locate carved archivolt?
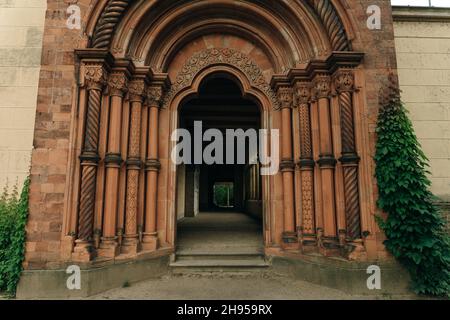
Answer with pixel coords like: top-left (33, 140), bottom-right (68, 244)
top-left (162, 48), bottom-right (280, 109)
top-left (90, 0), bottom-right (351, 52)
top-left (91, 0), bottom-right (132, 49)
top-left (307, 0), bottom-right (351, 51)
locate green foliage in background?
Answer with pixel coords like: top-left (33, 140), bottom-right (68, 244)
top-left (0, 177), bottom-right (29, 297)
top-left (374, 76), bottom-right (450, 297)
top-left (214, 184), bottom-right (234, 207)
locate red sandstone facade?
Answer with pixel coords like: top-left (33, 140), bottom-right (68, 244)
top-left (26, 0), bottom-right (398, 270)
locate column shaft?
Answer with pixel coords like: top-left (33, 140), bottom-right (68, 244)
top-left (74, 64), bottom-right (107, 261)
top-left (295, 82), bottom-right (316, 247)
top-left (123, 79), bottom-right (146, 254)
top-left (314, 75), bottom-right (338, 250)
top-left (334, 70), bottom-right (362, 240)
top-left (278, 86), bottom-right (296, 245)
top-left (142, 86), bottom-right (163, 251)
top-left (100, 72), bottom-right (127, 257)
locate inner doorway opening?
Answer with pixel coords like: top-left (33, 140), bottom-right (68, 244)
top-left (175, 74), bottom-right (263, 254)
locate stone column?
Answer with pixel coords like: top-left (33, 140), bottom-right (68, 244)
top-left (73, 63), bottom-right (107, 261)
top-left (122, 78), bottom-right (146, 254)
top-left (278, 86), bottom-right (297, 246)
top-left (295, 81), bottom-right (316, 249)
top-left (142, 85), bottom-right (163, 251)
top-left (313, 74), bottom-right (338, 252)
top-left (334, 69), bottom-right (362, 241)
top-left (98, 71), bottom-right (128, 258)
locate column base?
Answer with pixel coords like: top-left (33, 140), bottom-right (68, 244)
top-left (318, 237), bottom-right (341, 256)
top-left (281, 232), bottom-right (299, 250)
top-left (299, 234), bottom-right (318, 254)
top-left (121, 236), bottom-right (141, 255)
top-left (72, 240), bottom-right (96, 262)
top-left (141, 232), bottom-right (159, 252)
top-left (97, 238), bottom-right (120, 258)
top-left (343, 239), bottom-right (367, 261)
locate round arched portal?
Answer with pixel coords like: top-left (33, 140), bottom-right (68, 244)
top-left (173, 73), bottom-right (269, 252)
top-left (163, 65), bottom-right (278, 248)
top-left (67, 0), bottom-right (374, 264)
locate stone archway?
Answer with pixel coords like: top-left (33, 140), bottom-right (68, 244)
top-left (164, 58), bottom-right (276, 248)
top-left (51, 0), bottom-right (377, 264)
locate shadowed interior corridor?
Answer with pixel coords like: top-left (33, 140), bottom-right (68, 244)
top-left (176, 212), bottom-right (263, 254)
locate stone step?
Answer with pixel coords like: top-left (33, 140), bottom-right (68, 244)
top-left (170, 252), bottom-right (270, 274)
top-left (175, 249), bottom-right (264, 260)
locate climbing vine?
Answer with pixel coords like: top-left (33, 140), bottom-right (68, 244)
top-left (374, 74), bottom-right (450, 297)
top-left (0, 177), bottom-right (29, 297)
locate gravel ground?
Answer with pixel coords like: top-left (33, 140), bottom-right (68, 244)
top-left (89, 273), bottom-right (384, 300)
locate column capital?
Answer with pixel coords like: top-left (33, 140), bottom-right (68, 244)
top-left (313, 74), bottom-right (331, 99)
top-left (333, 69), bottom-right (355, 93)
top-left (277, 86), bottom-right (294, 109)
top-left (128, 79), bottom-right (146, 102)
top-left (146, 85), bottom-right (163, 108)
top-left (294, 81), bottom-right (311, 107)
top-left (83, 64), bottom-right (108, 91)
top-left (107, 72), bottom-right (128, 97)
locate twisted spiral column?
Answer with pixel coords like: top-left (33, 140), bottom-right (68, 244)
top-left (74, 64), bottom-right (107, 260)
top-left (334, 69), bottom-right (362, 240)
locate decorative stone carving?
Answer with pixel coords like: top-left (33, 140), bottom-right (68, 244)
top-left (128, 79), bottom-right (146, 102)
top-left (313, 74), bottom-right (331, 99)
top-left (162, 48), bottom-right (280, 109)
top-left (294, 82), bottom-right (311, 106)
top-left (147, 86), bottom-right (163, 107)
top-left (92, 0), bottom-right (132, 49)
top-left (308, 0), bottom-right (352, 51)
top-left (334, 69), bottom-right (355, 93)
top-left (301, 170), bottom-right (315, 234)
top-left (107, 72), bottom-right (128, 97)
top-left (84, 65), bottom-right (107, 90)
top-left (277, 86), bottom-right (294, 109)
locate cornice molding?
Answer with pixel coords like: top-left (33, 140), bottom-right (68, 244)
top-left (392, 6), bottom-right (450, 23)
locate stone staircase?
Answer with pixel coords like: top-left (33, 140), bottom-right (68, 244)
top-left (170, 248), bottom-right (270, 274)
top-left (171, 212), bottom-right (269, 274)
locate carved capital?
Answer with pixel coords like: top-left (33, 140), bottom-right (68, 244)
top-left (294, 82), bottom-right (311, 107)
top-left (334, 69), bottom-right (355, 93)
top-left (107, 72), bottom-right (128, 97)
top-left (313, 74), bottom-right (331, 99)
top-left (277, 86), bottom-right (293, 109)
top-left (146, 86), bottom-right (163, 107)
top-left (128, 79), bottom-right (146, 102)
top-left (84, 64), bottom-right (107, 90)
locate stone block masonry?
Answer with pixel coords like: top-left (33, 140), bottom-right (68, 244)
top-left (0, 0), bottom-right (46, 191)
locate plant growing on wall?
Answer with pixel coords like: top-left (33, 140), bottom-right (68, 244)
top-left (0, 177), bottom-right (29, 297)
top-left (375, 74), bottom-right (450, 297)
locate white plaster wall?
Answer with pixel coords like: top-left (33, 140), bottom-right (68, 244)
top-left (394, 20), bottom-right (450, 201)
top-left (0, 0), bottom-right (46, 190)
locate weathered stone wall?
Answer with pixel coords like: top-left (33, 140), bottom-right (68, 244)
top-left (393, 6), bottom-right (450, 231)
top-left (393, 7), bottom-right (450, 202)
top-left (0, 0), bottom-right (46, 191)
top-left (22, 0), bottom-right (398, 269)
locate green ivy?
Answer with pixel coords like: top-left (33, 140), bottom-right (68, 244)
top-left (374, 76), bottom-right (450, 297)
top-left (0, 177), bottom-right (29, 297)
